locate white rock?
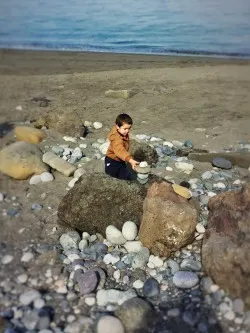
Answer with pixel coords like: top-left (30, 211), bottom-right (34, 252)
top-left (133, 280), bottom-right (144, 289)
top-left (233, 179), bottom-right (241, 185)
top-left (79, 143), bottom-right (87, 149)
top-left (63, 136), bottom-right (77, 143)
top-left (150, 137), bottom-right (162, 142)
top-left (201, 171), bottom-right (213, 180)
top-left (139, 161), bottom-right (148, 168)
top-left (93, 122), bottom-right (103, 130)
top-left (207, 191), bottom-right (217, 197)
top-left (68, 177), bottom-right (78, 188)
top-left (189, 178), bottom-right (199, 184)
top-left (85, 296), bottom-right (96, 306)
top-left (106, 225), bottom-right (126, 245)
top-left (68, 254), bottom-right (81, 262)
top-left (60, 231), bottom-right (81, 250)
top-left (213, 182), bottom-right (226, 189)
top-left (40, 172), bottom-right (54, 182)
top-left (103, 253), bottom-right (120, 265)
top-left (16, 105), bottom-right (23, 111)
top-left (96, 315), bottom-right (125, 333)
top-left (175, 162), bottom-right (194, 174)
top-left (149, 269), bottom-right (157, 276)
top-left (196, 234), bottom-right (204, 240)
top-left (196, 223), bottom-right (206, 234)
top-left (21, 252), bottom-right (34, 262)
top-left (17, 274), bottom-right (28, 284)
top-left (96, 289), bottom-right (136, 306)
top-left (136, 134), bottom-right (150, 141)
top-left (113, 270), bottom-right (121, 281)
top-left (210, 284), bottom-right (220, 293)
top-left (99, 141), bottom-right (110, 155)
top-left (148, 255), bottom-right (164, 268)
top-left (163, 141), bottom-right (173, 148)
top-left (147, 262), bottom-right (155, 269)
top-left (34, 298), bottom-right (45, 309)
top-left (123, 240), bottom-right (143, 253)
top-left (166, 166), bottom-right (173, 171)
top-left (195, 128), bottom-right (206, 132)
top-left (172, 140), bottom-right (183, 148)
top-left (20, 290), bottom-right (41, 305)
top-left (84, 120), bottom-right (92, 127)
top-left (122, 221), bottom-right (138, 241)
top-left (2, 255), bottom-right (14, 264)
top-left (224, 311), bottom-right (235, 321)
top-left (78, 239), bottom-right (88, 251)
top-left (82, 232), bottom-right (90, 240)
top-left (29, 175), bottom-right (42, 185)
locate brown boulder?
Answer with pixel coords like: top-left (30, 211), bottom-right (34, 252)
top-left (57, 173), bottom-right (165, 235)
top-left (202, 185), bottom-right (250, 309)
top-left (15, 126), bottom-right (45, 144)
top-left (139, 182), bottom-right (198, 257)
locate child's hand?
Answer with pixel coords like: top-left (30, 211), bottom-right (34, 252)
top-left (129, 158), bottom-right (139, 170)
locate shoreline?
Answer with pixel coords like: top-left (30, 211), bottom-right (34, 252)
top-left (1, 48), bottom-right (250, 75)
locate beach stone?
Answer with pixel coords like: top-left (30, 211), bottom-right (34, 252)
top-left (43, 151), bottom-right (76, 177)
top-left (21, 252), bottom-right (34, 262)
top-left (202, 185), bottom-right (250, 309)
top-left (14, 126), bottom-right (45, 144)
top-left (180, 259), bottom-right (201, 271)
top-left (196, 223), bottom-right (206, 233)
top-left (167, 259), bottom-right (180, 274)
top-left (106, 225), bottom-right (126, 245)
top-left (143, 278), bottom-right (160, 298)
top-left (115, 297), bottom-right (154, 333)
top-left (133, 280), bottom-right (144, 289)
top-left (96, 316), bottom-right (125, 333)
top-left (105, 89), bottom-right (136, 99)
top-left (172, 184), bottom-right (192, 199)
top-left (103, 253), bottom-right (120, 265)
top-left (212, 157), bottom-right (232, 169)
top-left (148, 255), bottom-right (164, 268)
top-left (132, 247), bottom-right (150, 269)
top-left (0, 141), bottom-right (49, 179)
top-left (139, 182), bottom-right (198, 257)
top-left (201, 171), bottom-right (213, 180)
top-left (93, 121), bottom-right (103, 129)
top-left (233, 298), bottom-right (244, 313)
top-left (175, 162), bottom-right (194, 174)
top-left (129, 140), bottom-right (158, 164)
top-left (74, 270), bottom-right (99, 295)
top-left (78, 239), bottom-right (88, 251)
top-left (40, 172), bottom-right (54, 182)
top-left (123, 240), bottom-right (143, 253)
top-left (20, 290), bottom-right (41, 305)
top-left (122, 221), bottom-right (138, 241)
top-left (30, 174), bottom-right (42, 185)
top-left (60, 231), bottom-right (81, 250)
top-left (173, 271), bottom-right (199, 289)
top-left (58, 173), bottom-right (149, 234)
top-left (2, 255), bottom-right (14, 264)
top-left (52, 146), bottom-right (64, 155)
top-left (96, 289), bottom-right (137, 306)
top-left (99, 141), bottom-right (110, 155)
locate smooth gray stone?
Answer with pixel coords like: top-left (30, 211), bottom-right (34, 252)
top-left (173, 271), bottom-right (199, 289)
top-left (143, 278), bottom-right (160, 298)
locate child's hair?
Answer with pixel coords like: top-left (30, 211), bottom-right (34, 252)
top-left (115, 113), bottom-right (133, 127)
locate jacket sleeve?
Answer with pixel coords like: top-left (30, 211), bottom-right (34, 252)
top-left (112, 136), bottom-right (132, 162)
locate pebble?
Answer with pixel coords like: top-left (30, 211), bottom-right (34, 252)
top-left (78, 239), bottom-right (88, 251)
top-left (175, 162), bottom-right (194, 174)
top-left (60, 231), bottom-right (81, 250)
top-left (93, 121), bottom-right (103, 130)
top-left (21, 252), bottom-right (34, 262)
top-left (32, 203), bottom-right (43, 211)
top-left (40, 172), bottom-right (54, 182)
top-left (213, 182), bottom-right (226, 190)
top-left (63, 136), bottom-right (77, 143)
top-left (34, 298), bottom-right (45, 309)
top-left (180, 259), bottom-right (201, 271)
top-left (166, 166), bottom-right (173, 171)
top-left (30, 175), bottom-right (42, 185)
top-left (143, 278), bottom-right (160, 298)
top-left (96, 289), bottom-right (137, 306)
top-left (168, 308), bottom-right (180, 317)
top-left (210, 284), bottom-right (220, 293)
top-left (139, 161), bottom-right (148, 167)
top-left (103, 253), bottom-right (120, 265)
top-left (96, 316), bottom-right (125, 333)
top-left (113, 270), bottom-right (121, 281)
top-left (20, 289), bottom-right (41, 305)
top-left (16, 105), bottom-right (23, 111)
top-left (148, 255), bottom-right (164, 268)
top-left (68, 177), bottom-right (78, 188)
top-left (82, 232), bottom-right (90, 240)
top-left (132, 247), bottom-right (150, 269)
top-left (133, 280), bottom-right (144, 289)
top-left (167, 259), bottom-right (180, 274)
top-left (212, 157), bottom-right (232, 169)
top-left (17, 274), bottom-right (28, 284)
top-left (85, 296), bottom-right (96, 306)
top-left (2, 255), bottom-right (14, 264)
top-left (196, 223), bottom-right (206, 234)
top-left (122, 221), bottom-right (138, 241)
top-left (123, 240), bottom-right (143, 253)
top-left (233, 298), bottom-right (244, 313)
top-left (173, 271), bottom-right (199, 288)
top-left (224, 310), bottom-right (236, 321)
top-left (106, 225), bottom-right (126, 245)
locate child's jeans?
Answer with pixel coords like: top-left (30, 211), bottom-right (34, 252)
top-left (105, 156), bottom-right (136, 181)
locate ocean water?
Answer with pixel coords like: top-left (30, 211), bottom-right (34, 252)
top-left (0, 0), bottom-right (250, 58)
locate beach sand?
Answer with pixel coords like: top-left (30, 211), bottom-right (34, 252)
top-left (0, 50), bottom-right (250, 326)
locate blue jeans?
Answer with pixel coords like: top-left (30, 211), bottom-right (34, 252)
top-left (105, 156), bottom-right (136, 180)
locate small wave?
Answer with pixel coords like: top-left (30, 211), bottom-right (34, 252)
top-left (0, 41), bottom-right (250, 59)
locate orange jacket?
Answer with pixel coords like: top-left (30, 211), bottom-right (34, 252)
top-left (106, 125), bottom-right (132, 162)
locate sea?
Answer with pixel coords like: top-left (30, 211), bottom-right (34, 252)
top-left (0, 0), bottom-right (250, 58)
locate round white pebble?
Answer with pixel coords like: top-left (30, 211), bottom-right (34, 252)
top-left (113, 270), bottom-right (121, 281)
top-left (93, 121), bottom-right (103, 130)
top-left (21, 252), bottom-right (34, 262)
top-left (139, 161), bottom-right (148, 168)
top-left (82, 232), bottom-right (90, 240)
top-left (85, 296), bottom-right (96, 306)
top-left (166, 166), bottom-right (173, 171)
top-left (196, 223), bottom-right (206, 234)
top-left (29, 175), bottom-right (42, 185)
top-left (40, 172), bottom-right (54, 182)
top-left (96, 315), bottom-right (125, 333)
top-left (2, 255), bottom-right (14, 264)
top-left (122, 221), bottom-right (138, 241)
top-left (133, 280), bottom-right (144, 289)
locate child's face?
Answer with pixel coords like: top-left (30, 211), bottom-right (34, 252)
top-left (116, 123), bottom-right (132, 136)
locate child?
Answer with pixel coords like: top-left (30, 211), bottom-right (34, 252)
top-left (105, 113), bottom-right (139, 180)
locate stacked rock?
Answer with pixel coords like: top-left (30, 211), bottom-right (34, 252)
top-left (135, 161), bottom-right (151, 184)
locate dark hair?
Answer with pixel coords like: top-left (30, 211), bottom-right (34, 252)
top-left (115, 113), bottom-right (133, 127)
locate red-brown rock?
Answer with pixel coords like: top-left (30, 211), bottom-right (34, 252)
top-left (138, 182), bottom-right (198, 257)
top-left (202, 185), bottom-right (250, 309)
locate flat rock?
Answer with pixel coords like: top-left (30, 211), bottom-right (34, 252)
top-left (43, 151), bottom-right (76, 177)
top-left (212, 157), bottom-right (232, 169)
top-left (96, 289), bottom-right (137, 306)
top-left (173, 271), bottom-right (199, 288)
top-left (105, 89), bottom-right (136, 99)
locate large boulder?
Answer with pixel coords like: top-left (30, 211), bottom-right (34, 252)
top-left (14, 126), bottom-right (45, 144)
top-left (0, 141), bottom-right (49, 179)
top-left (139, 182), bottom-right (198, 257)
top-left (129, 140), bottom-right (158, 165)
top-left (57, 173), bottom-right (163, 234)
top-left (202, 185), bottom-right (250, 309)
